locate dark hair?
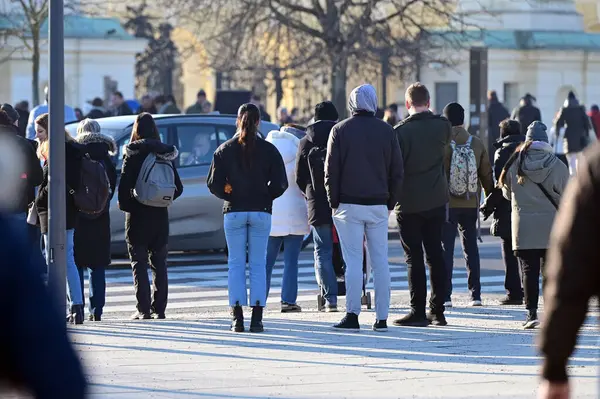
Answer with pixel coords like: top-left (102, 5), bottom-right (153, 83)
top-left (197, 89), bottom-right (206, 97)
top-left (592, 104), bottom-right (599, 112)
top-left (488, 90), bottom-right (498, 102)
top-left (16, 100), bottom-right (28, 110)
top-left (0, 110), bottom-right (11, 126)
top-left (251, 94), bottom-right (261, 102)
top-left (405, 82), bottom-right (430, 107)
top-left (166, 94), bottom-right (176, 105)
top-left (113, 91), bottom-right (124, 99)
top-left (498, 141), bottom-right (534, 187)
top-left (130, 112), bottom-right (161, 142)
top-left (237, 103), bottom-right (261, 168)
top-left (154, 95), bottom-right (166, 104)
top-left (92, 97), bottom-right (103, 107)
top-left (499, 119), bottom-right (522, 138)
top-left (388, 103), bottom-right (398, 112)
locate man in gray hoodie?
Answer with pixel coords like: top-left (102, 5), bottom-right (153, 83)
top-left (325, 84), bottom-right (404, 332)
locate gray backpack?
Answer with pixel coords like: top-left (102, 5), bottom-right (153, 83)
top-left (133, 153), bottom-right (176, 207)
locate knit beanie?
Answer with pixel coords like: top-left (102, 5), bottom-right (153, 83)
top-left (314, 101), bottom-right (339, 122)
top-left (442, 102), bottom-right (464, 127)
top-left (526, 121), bottom-right (548, 143)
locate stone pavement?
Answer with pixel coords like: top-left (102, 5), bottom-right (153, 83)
top-left (68, 293), bottom-right (599, 399)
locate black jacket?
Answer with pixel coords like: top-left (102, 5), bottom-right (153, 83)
top-left (511, 100), bottom-right (542, 135)
top-left (74, 133), bottom-right (117, 268)
top-left (393, 111), bottom-right (451, 214)
top-left (0, 215), bottom-right (86, 398)
top-left (487, 99), bottom-right (510, 162)
top-left (113, 102), bottom-right (133, 116)
top-left (36, 141), bottom-right (83, 234)
top-left (0, 124), bottom-right (43, 214)
top-left (554, 98), bottom-right (591, 154)
top-left (325, 112), bottom-right (403, 210)
top-left (118, 139), bottom-right (183, 247)
top-left (16, 109), bottom-right (29, 137)
top-left (207, 135), bottom-right (287, 213)
top-left (489, 134), bottom-right (525, 238)
top-left (296, 120), bottom-right (336, 226)
top-left (85, 108), bottom-right (108, 120)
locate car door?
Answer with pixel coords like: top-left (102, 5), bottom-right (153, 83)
top-left (167, 122), bottom-right (236, 251)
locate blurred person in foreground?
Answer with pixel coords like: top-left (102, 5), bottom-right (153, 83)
top-left (0, 135), bottom-right (86, 398)
top-left (538, 143), bottom-right (600, 399)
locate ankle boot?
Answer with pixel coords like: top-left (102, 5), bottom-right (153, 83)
top-left (250, 301), bottom-right (264, 333)
top-left (72, 305), bottom-right (84, 325)
top-left (231, 302), bottom-right (244, 332)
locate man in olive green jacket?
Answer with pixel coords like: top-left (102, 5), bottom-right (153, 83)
top-left (442, 103), bottom-right (494, 307)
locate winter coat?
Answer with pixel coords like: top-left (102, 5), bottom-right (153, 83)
top-left (85, 107), bottom-right (108, 120)
top-left (296, 120), bottom-right (336, 226)
top-left (554, 98), bottom-right (591, 154)
top-left (511, 100), bottom-right (542, 136)
top-left (139, 106), bottom-right (158, 115)
top-left (207, 134), bottom-right (288, 214)
top-left (0, 124), bottom-right (43, 214)
top-left (487, 99), bottom-right (510, 152)
top-left (500, 142), bottom-right (569, 250)
top-left (118, 139), bottom-right (183, 247)
top-left (443, 126), bottom-right (494, 208)
top-left (113, 102), bottom-right (133, 117)
top-left (588, 109), bottom-right (600, 140)
top-left (266, 130), bottom-right (309, 236)
top-left (0, 215), bottom-right (86, 398)
top-left (159, 103), bottom-right (181, 115)
top-left (185, 101), bottom-right (212, 115)
top-left (540, 142), bottom-right (600, 383)
top-left (394, 111), bottom-right (451, 214)
top-left (73, 133), bottom-right (117, 268)
top-left (16, 108), bottom-right (28, 137)
top-left (36, 141), bottom-right (83, 234)
top-left (490, 134), bottom-right (525, 238)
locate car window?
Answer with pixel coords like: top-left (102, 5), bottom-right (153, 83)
top-left (115, 128), bottom-right (167, 171)
top-left (176, 125), bottom-right (221, 168)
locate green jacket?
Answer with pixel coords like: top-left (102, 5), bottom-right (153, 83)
top-left (186, 101), bottom-right (212, 114)
top-left (444, 126), bottom-right (494, 208)
top-left (394, 111), bottom-right (451, 214)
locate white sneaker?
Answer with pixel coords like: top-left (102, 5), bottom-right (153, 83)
top-left (444, 301), bottom-right (453, 308)
top-left (470, 300), bottom-right (483, 307)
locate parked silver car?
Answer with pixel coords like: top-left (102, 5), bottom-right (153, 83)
top-left (66, 114), bottom-right (280, 254)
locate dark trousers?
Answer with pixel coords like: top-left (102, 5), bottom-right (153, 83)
top-left (397, 206), bottom-right (447, 314)
top-left (128, 243), bottom-right (168, 314)
top-left (501, 237), bottom-right (523, 299)
top-left (516, 249), bottom-right (546, 311)
top-left (78, 267), bottom-right (106, 317)
top-left (442, 207), bottom-right (481, 301)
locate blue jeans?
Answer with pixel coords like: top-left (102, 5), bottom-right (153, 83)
top-left (224, 212), bottom-right (271, 307)
top-left (265, 234), bottom-right (304, 304)
top-left (43, 230), bottom-right (83, 306)
top-left (78, 267), bottom-right (106, 317)
top-left (311, 225), bottom-right (338, 306)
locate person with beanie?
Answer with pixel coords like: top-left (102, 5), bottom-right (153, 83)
top-left (296, 101), bottom-right (341, 312)
top-left (325, 85), bottom-right (404, 332)
top-left (554, 91), bottom-right (592, 176)
top-left (498, 121), bottom-right (569, 328)
top-left (442, 102), bottom-right (494, 308)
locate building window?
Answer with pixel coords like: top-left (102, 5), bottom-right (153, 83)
top-left (503, 83), bottom-right (520, 112)
top-left (434, 82), bottom-right (458, 114)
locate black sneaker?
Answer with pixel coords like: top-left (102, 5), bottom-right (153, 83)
top-left (152, 312), bottom-right (166, 320)
top-left (427, 311), bottom-right (448, 326)
top-left (500, 296), bottom-right (524, 306)
top-left (231, 303), bottom-right (244, 333)
top-left (523, 310), bottom-right (540, 330)
top-left (372, 320), bottom-right (388, 332)
top-left (393, 312), bottom-right (429, 327)
top-left (250, 302), bottom-right (264, 333)
top-left (281, 302), bottom-right (302, 313)
top-left (88, 314), bottom-right (101, 322)
top-left (72, 305), bottom-right (84, 325)
top-left (333, 313), bottom-right (360, 331)
top-left (131, 311), bottom-right (151, 320)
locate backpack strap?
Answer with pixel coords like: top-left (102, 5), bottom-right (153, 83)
top-left (466, 135), bottom-right (473, 146)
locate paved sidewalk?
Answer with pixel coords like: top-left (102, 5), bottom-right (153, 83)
top-left (66, 293), bottom-right (598, 399)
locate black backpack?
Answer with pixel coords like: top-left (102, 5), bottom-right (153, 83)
top-left (69, 154), bottom-right (110, 219)
top-left (307, 145), bottom-right (327, 193)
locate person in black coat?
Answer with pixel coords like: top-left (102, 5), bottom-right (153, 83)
top-left (14, 101), bottom-right (29, 137)
top-left (118, 113), bottom-right (183, 320)
top-left (481, 119), bottom-right (525, 305)
top-left (487, 91), bottom-right (510, 164)
top-left (511, 93), bottom-right (542, 135)
top-left (295, 101), bottom-right (340, 311)
top-left (554, 91), bottom-right (592, 176)
top-left (74, 119), bottom-right (117, 321)
top-left (85, 98), bottom-right (108, 120)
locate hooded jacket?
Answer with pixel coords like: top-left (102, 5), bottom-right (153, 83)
top-left (511, 98), bottom-right (542, 136)
top-left (266, 130), bottom-right (309, 236)
top-left (500, 142), bottom-right (569, 250)
top-left (118, 139), bottom-right (183, 246)
top-left (554, 97), bottom-right (591, 154)
top-left (487, 96), bottom-right (510, 155)
top-left (73, 132), bottom-right (118, 268)
top-left (296, 120), bottom-right (337, 226)
top-left (325, 85), bottom-right (404, 210)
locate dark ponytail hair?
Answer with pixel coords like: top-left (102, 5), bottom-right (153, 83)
top-left (237, 103), bottom-right (261, 168)
top-left (498, 140), bottom-right (534, 187)
top-left (131, 112), bottom-right (161, 142)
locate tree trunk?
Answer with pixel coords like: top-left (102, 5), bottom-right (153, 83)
top-left (330, 55), bottom-right (348, 119)
top-left (381, 53), bottom-right (389, 107)
top-left (274, 68), bottom-right (283, 109)
top-left (32, 31), bottom-right (40, 106)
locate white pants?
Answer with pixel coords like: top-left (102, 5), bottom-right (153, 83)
top-left (566, 152), bottom-right (579, 176)
top-left (333, 203), bottom-right (390, 320)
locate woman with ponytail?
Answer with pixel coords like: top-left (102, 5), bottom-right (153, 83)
top-left (499, 121), bottom-right (568, 330)
top-left (207, 103), bottom-right (288, 333)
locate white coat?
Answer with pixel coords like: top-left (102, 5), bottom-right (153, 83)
top-left (266, 130), bottom-right (310, 237)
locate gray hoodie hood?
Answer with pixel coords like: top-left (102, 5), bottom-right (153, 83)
top-left (518, 142), bottom-right (558, 183)
top-left (348, 84), bottom-right (378, 114)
